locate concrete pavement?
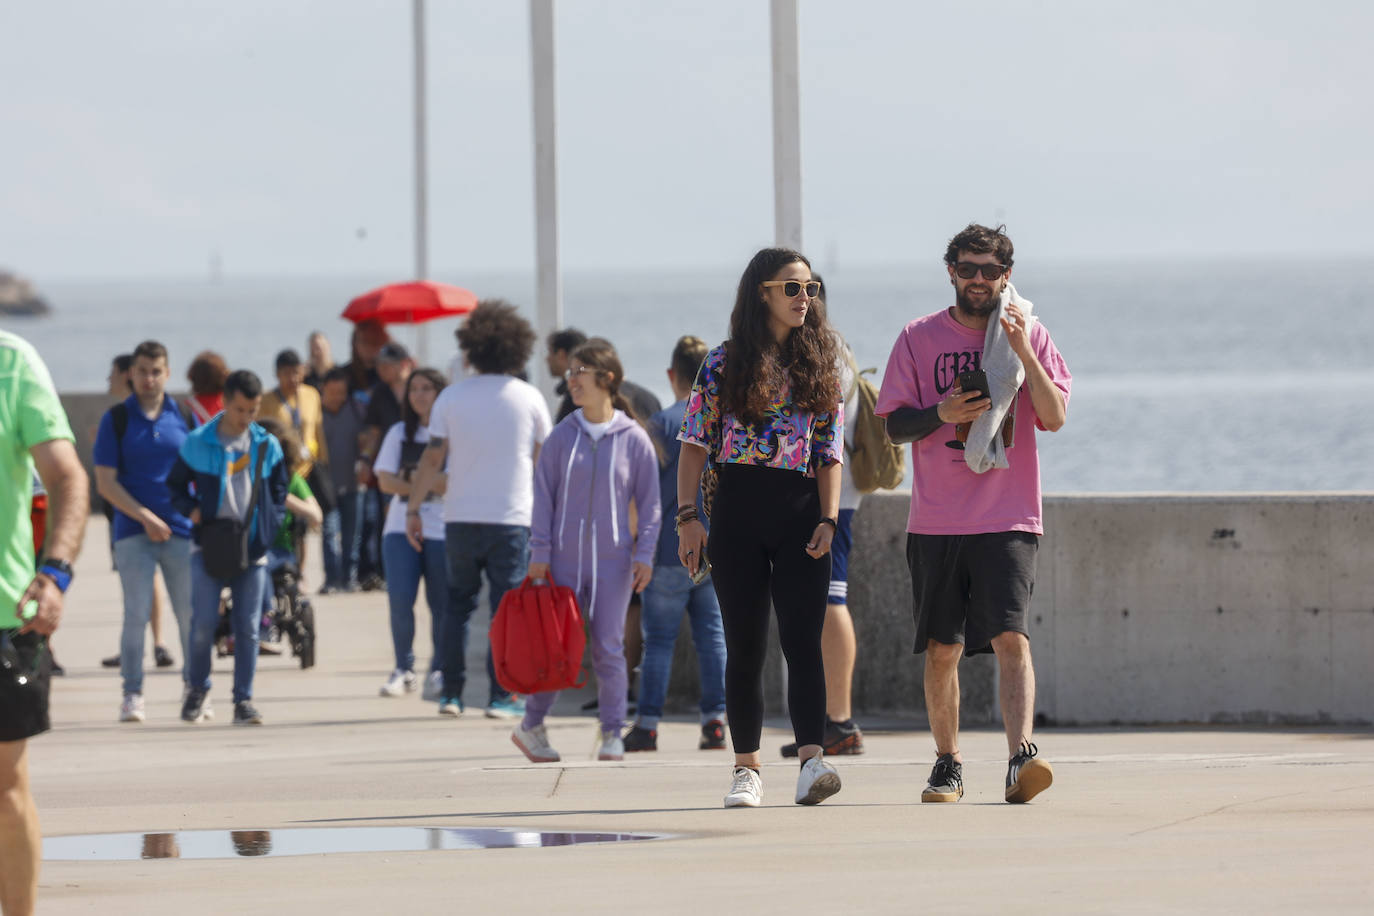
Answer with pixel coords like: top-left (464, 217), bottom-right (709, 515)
top-left (26, 520), bottom-right (1374, 914)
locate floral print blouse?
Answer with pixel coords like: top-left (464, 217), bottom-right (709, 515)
top-left (678, 345), bottom-right (844, 476)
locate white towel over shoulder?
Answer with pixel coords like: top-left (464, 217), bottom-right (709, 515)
top-left (964, 282), bottom-right (1034, 474)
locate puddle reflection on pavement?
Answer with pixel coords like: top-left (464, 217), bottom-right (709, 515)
top-left (44, 827), bottom-right (670, 860)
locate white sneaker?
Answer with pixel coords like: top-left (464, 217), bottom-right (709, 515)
top-left (511, 724), bottom-right (560, 763)
top-left (421, 670), bottom-right (443, 702)
top-left (724, 766), bottom-right (763, 808)
top-left (598, 732), bottom-right (625, 761)
top-left (379, 669), bottom-right (417, 697)
top-left (795, 753), bottom-right (842, 805)
top-left (119, 693), bottom-right (146, 723)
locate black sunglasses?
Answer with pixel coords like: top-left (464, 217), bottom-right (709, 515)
top-left (761, 280), bottom-right (822, 299)
top-left (953, 262), bottom-right (1008, 281)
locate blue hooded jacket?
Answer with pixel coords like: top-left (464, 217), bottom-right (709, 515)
top-left (166, 415), bottom-right (288, 562)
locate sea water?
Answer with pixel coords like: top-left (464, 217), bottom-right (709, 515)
top-left (8, 258), bottom-right (1373, 493)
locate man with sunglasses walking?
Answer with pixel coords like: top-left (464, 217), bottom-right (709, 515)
top-left (875, 224), bottom-right (1071, 804)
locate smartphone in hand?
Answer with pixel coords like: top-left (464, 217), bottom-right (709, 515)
top-left (690, 551), bottom-right (712, 586)
top-left (956, 369), bottom-right (991, 403)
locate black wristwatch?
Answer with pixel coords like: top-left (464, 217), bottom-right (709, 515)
top-left (818, 516), bottom-right (838, 531)
top-left (38, 558), bottom-right (75, 593)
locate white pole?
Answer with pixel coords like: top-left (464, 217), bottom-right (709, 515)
top-left (530, 0), bottom-right (562, 400)
top-left (770, 0), bottom-right (803, 252)
top-left (770, 0), bottom-right (801, 718)
top-left (413, 0), bottom-right (430, 363)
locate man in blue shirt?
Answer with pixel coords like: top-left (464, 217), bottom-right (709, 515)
top-left (622, 336), bottom-right (727, 752)
top-left (93, 340), bottom-right (196, 724)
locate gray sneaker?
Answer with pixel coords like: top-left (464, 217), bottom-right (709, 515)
top-left (922, 753), bottom-right (964, 803)
top-left (233, 701), bottom-right (264, 726)
top-left (1005, 741), bottom-right (1053, 803)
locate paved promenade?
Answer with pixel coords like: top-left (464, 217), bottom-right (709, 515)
top-left (28, 521), bottom-right (1374, 914)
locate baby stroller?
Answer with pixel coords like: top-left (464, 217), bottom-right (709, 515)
top-left (213, 560), bottom-right (317, 669)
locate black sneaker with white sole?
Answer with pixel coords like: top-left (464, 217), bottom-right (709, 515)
top-left (921, 753), bottom-right (964, 802)
top-left (181, 688), bottom-right (209, 724)
top-left (699, 719), bottom-right (726, 750)
top-left (1005, 740), bottom-right (1053, 803)
top-left (623, 725), bottom-right (657, 752)
top-left (233, 701), bottom-right (264, 726)
top-left (780, 718), bottom-right (864, 757)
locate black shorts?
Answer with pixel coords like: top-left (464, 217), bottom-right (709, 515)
top-left (0, 630), bottom-right (52, 742)
top-left (906, 531), bottom-right (1037, 657)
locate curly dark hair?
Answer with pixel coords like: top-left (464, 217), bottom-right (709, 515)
top-left (943, 223), bottom-right (1014, 270)
top-left (722, 248), bottom-right (840, 424)
top-left (186, 351), bottom-right (229, 396)
top-left (456, 299), bottom-right (536, 375)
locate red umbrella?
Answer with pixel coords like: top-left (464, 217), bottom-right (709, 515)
top-left (342, 281), bottom-right (478, 325)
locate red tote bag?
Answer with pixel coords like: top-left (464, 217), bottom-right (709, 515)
top-left (489, 575), bottom-right (588, 696)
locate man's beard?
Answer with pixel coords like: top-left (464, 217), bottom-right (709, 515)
top-left (955, 283), bottom-right (1001, 319)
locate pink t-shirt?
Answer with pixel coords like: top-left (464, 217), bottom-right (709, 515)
top-left (874, 308), bottom-right (1072, 536)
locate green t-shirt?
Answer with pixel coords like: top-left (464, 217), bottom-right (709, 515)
top-left (0, 331), bottom-right (74, 628)
top-left (273, 472), bottom-right (314, 552)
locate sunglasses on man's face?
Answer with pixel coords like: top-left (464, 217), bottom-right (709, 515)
top-left (761, 280), bottom-right (821, 299)
top-left (953, 262), bottom-right (1008, 281)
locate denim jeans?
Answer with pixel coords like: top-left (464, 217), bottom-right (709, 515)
top-left (441, 522), bottom-right (528, 705)
top-left (114, 534), bottom-right (194, 696)
top-left (382, 533), bottom-right (447, 673)
top-left (357, 489), bottom-right (385, 582)
top-left (321, 490), bottom-right (361, 588)
top-left (187, 551), bottom-right (268, 704)
top-left (636, 564), bottom-right (728, 729)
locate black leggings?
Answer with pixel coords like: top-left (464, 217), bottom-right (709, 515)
top-left (707, 464), bottom-right (830, 754)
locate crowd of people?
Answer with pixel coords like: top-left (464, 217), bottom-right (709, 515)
top-left (1, 222), bottom-right (1072, 915)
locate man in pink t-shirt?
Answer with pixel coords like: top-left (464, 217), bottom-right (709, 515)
top-left (874, 224), bottom-right (1071, 806)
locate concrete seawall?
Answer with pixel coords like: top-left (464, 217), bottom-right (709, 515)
top-left (57, 393), bottom-right (1373, 726)
top-left (666, 490), bottom-right (1374, 727)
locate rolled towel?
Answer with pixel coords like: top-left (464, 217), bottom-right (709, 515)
top-left (964, 282), bottom-right (1034, 474)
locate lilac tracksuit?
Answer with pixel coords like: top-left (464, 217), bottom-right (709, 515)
top-left (522, 409), bottom-right (661, 735)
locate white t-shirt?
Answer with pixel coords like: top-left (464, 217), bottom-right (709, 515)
top-left (375, 422), bottom-right (445, 541)
top-left (575, 411), bottom-right (613, 442)
top-left (427, 374), bottom-right (553, 526)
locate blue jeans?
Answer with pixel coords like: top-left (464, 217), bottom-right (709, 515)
top-left (114, 534), bottom-right (194, 696)
top-left (441, 522), bottom-right (528, 705)
top-left (637, 564), bottom-right (728, 729)
top-left (382, 533), bottom-right (447, 673)
top-left (357, 490), bottom-right (385, 581)
top-left (321, 491), bottom-right (361, 588)
top-left (187, 551), bottom-right (268, 704)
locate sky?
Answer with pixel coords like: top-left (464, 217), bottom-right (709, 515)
top-left (4, 0), bottom-right (1374, 280)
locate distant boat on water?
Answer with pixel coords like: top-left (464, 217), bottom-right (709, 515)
top-left (0, 270), bottom-right (50, 316)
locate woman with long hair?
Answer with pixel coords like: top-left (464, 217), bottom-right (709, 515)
top-left (514, 339), bottom-right (661, 762)
top-left (677, 247), bottom-right (846, 807)
top-left (373, 368), bottom-right (449, 702)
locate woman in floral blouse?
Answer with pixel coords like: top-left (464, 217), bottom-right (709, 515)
top-left (677, 247), bottom-right (846, 809)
